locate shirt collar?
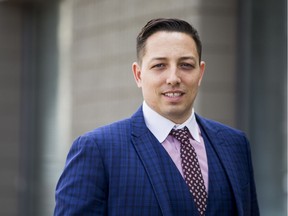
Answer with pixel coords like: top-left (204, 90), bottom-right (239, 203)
top-left (142, 101), bottom-right (200, 143)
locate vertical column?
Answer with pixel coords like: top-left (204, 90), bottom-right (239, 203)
top-left (0, 3), bottom-right (21, 216)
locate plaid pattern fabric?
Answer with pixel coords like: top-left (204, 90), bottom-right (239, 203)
top-left (54, 107), bottom-right (259, 216)
top-left (197, 115), bottom-right (260, 216)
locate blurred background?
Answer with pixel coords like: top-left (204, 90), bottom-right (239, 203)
top-left (0, 0), bottom-right (287, 215)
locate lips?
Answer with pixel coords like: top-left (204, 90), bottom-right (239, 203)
top-left (164, 92), bottom-right (182, 97)
top-left (163, 91), bottom-right (184, 98)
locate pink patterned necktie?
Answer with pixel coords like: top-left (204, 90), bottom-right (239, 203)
top-left (170, 127), bottom-right (208, 216)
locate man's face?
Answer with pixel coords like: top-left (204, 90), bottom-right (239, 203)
top-left (132, 31), bottom-right (205, 124)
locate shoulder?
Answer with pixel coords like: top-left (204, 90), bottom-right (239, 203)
top-left (199, 115), bottom-right (242, 131)
top-left (69, 107), bottom-right (145, 154)
top-left (79, 106), bottom-right (144, 140)
top-left (196, 114), bottom-right (247, 140)
top-left (76, 118), bottom-right (132, 145)
top-left (63, 118), bottom-right (133, 167)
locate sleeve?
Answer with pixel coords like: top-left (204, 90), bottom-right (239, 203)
top-left (243, 135), bottom-right (260, 216)
top-left (54, 135), bottom-right (108, 216)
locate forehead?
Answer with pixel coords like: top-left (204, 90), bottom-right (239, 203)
top-left (143, 31), bottom-right (198, 59)
top-left (146, 31), bottom-right (194, 43)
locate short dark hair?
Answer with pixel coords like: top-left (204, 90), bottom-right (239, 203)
top-left (136, 18), bottom-right (202, 63)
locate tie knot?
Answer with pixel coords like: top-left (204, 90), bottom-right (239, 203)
top-left (170, 127), bottom-right (190, 142)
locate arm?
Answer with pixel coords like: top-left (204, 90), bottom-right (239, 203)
top-left (244, 135), bottom-right (260, 216)
top-left (54, 135), bottom-right (108, 215)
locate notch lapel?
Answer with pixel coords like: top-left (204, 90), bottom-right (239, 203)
top-left (130, 108), bottom-right (173, 216)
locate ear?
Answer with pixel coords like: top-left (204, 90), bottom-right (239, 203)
top-left (132, 62), bottom-right (142, 88)
top-left (198, 61), bottom-right (205, 86)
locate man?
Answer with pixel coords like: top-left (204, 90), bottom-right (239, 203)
top-left (54, 18), bottom-right (259, 215)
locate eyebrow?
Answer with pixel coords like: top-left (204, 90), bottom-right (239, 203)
top-left (178, 56), bottom-right (197, 61)
top-left (149, 56), bottom-right (197, 63)
top-left (149, 57), bottom-right (167, 61)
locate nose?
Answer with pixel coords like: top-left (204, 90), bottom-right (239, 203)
top-left (166, 67), bottom-right (181, 85)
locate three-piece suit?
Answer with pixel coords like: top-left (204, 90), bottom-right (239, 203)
top-left (54, 107), bottom-right (259, 215)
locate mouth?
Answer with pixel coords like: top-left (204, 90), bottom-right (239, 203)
top-left (163, 92), bottom-right (183, 97)
top-left (162, 90), bottom-right (185, 100)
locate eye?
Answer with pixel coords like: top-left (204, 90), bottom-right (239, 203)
top-left (152, 63), bottom-right (166, 69)
top-left (180, 63), bottom-right (195, 70)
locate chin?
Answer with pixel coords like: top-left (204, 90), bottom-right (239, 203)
top-left (164, 111), bottom-right (186, 121)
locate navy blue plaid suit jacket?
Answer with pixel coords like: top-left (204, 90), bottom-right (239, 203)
top-left (54, 107), bottom-right (259, 215)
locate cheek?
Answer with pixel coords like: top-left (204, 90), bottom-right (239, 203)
top-left (143, 75), bottom-right (158, 87)
top-left (142, 80), bottom-right (160, 96)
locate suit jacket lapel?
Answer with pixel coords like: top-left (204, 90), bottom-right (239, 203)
top-left (130, 107), bottom-right (173, 216)
top-left (196, 114), bottom-right (244, 214)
